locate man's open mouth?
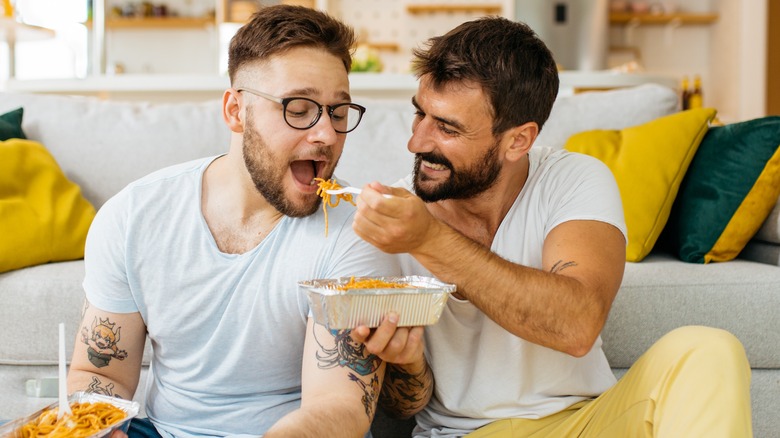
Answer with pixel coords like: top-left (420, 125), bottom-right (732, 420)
top-left (291, 159), bottom-right (327, 186)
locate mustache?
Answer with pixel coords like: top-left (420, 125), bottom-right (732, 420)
top-left (416, 152), bottom-right (452, 169)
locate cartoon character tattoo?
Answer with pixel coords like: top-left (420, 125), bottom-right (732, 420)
top-left (81, 317), bottom-right (127, 368)
top-left (316, 329), bottom-right (381, 376)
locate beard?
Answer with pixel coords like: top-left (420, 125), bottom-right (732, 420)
top-left (242, 111), bottom-right (322, 217)
top-left (413, 140), bottom-right (502, 203)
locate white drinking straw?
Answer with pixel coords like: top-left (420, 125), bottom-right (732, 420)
top-left (58, 322), bottom-right (72, 419)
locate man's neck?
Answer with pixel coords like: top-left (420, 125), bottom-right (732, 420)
top-left (427, 157), bottom-right (529, 247)
top-left (201, 154), bottom-right (284, 254)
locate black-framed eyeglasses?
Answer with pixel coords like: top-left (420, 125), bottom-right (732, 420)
top-left (236, 87), bottom-right (366, 134)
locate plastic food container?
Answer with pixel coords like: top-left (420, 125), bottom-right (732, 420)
top-left (0, 391), bottom-right (140, 438)
top-left (300, 276), bottom-right (456, 329)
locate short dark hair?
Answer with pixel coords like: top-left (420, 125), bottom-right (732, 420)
top-left (412, 17), bottom-right (559, 135)
top-left (227, 5), bottom-right (356, 83)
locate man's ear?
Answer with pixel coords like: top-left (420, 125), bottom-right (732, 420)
top-left (504, 121), bottom-right (538, 162)
top-left (223, 89), bottom-right (244, 134)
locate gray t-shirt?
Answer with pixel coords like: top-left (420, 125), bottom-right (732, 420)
top-left (84, 156), bottom-right (400, 437)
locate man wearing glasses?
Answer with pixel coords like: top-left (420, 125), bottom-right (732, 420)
top-left (67, 5), bottom-right (403, 437)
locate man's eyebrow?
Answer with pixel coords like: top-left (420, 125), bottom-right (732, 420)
top-left (411, 96), bottom-right (466, 131)
top-left (287, 87), bottom-right (352, 102)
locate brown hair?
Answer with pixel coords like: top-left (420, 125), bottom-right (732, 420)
top-left (412, 16), bottom-right (559, 136)
top-left (227, 5), bottom-right (356, 83)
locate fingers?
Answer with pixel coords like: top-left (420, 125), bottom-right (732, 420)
top-left (359, 313), bottom-right (425, 365)
top-left (349, 325), bottom-right (371, 343)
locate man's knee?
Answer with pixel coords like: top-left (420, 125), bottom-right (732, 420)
top-left (656, 325), bottom-right (748, 367)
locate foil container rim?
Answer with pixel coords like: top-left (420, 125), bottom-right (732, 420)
top-left (298, 275), bottom-right (456, 296)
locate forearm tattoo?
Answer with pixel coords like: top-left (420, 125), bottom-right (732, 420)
top-left (551, 260), bottom-right (577, 274)
top-left (314, 326), bottom-right (382, 420)
top-left (80, 317), bottom-right (128, 368)
top-left (378, 362), bottom-right (433, 418)
top-left (85, 376), bottom-right (121, 398)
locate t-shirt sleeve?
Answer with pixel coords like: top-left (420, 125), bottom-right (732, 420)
top-left (82, 190), bottom-right (140, 314)
top-left (322, 211), bottom-right (404, 280)
top-left (545, 153), bottom-right (628, 242)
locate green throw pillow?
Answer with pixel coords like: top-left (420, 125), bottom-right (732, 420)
top-left (0, 107), bottom-right (26, 141)
top-left (661, 116), bottom-right (780, 263)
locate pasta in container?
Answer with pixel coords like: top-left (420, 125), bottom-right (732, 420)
top-left (0, 392), bottom-right (139, 438)
top-left (299, 276), bottom-right (456, 329)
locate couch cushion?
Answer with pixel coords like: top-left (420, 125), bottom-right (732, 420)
top-left (739, 240), bottom-right (780, 267)
top-left (564, 108), bottom-right (716, 262)
top-left (0, 261), bottom-right (88, 365)
top-left (604, 252), bottom-right (780, 369)
top-left (0, 139), bottom-right (96, 273)
top-left (0, 107), bottom-right (26, 140)
top-left (661, 116), bottom-right (780, 263)
top-left (535, 84), bottom-right (680, 150)
top-left (0, 93), bottom-right (231, 210)
top-left (0, 261), bottom-right (152, 366)
top-left (754, 195), bottom-right (780, 245)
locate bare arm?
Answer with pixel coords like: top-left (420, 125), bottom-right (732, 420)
top-left (351, 314), bottom-right (433, 419)
top-left (378, 361), bottom-right (433, 419)
top-left (67, 299), bottom-right (146, 399)
top-left (414, 218), bottom-right (625, 356)
top-left (265, 318), bottom-right (385, 437)
top-left (354, 187), bottom-right (626, 357)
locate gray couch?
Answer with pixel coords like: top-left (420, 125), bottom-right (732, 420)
top-left (1, 84), bottom-right (778, 437)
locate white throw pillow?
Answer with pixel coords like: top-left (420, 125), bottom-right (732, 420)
top-left (535, 83), bottom-right (680, 150)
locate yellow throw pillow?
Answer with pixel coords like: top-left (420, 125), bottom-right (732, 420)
top-left (0, 139), bottom-right (96, 273)
top-left (565, 108), bottom-right (717, 262)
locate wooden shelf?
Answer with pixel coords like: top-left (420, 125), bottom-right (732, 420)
top-left (609, 12), bottom-right (718, 25)
top-left (365, 42), bottom-right (400, 52)
top-left (101, 16), bottom-right (215, 29)
top-left (406, 4), bottom-right (502, 15)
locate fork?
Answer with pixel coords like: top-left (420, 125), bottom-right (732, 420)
top-left (325, 187), bottom-right (393, 198)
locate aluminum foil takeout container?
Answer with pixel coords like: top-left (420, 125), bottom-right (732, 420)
top-left (0, 391), bottom-right (140, 438)
top-left (300, 276), bottom-right (456, 329)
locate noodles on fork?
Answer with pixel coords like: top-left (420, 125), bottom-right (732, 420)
top-left (314, 178), bottom-right (356, 236)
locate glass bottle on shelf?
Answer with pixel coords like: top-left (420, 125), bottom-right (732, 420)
top-left (688, 74), bottom-right (703, 109)
top-left (680, 75), bottom-right (690, 110)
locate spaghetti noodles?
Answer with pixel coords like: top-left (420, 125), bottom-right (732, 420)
top-left (314, 178), bottom-right (356, 237)
top-left (19, 401), bottom-right (127, 438)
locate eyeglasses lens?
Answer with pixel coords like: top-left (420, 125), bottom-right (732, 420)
top-left (283, 98), bottom-right (362, 133)
top-left (284, 99), bottom-right (321, 130)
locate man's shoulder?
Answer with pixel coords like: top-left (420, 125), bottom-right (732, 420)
top-left (129, 155), bottom-right (217, 190)
top-left (532, 147), bottom-right (611, 178)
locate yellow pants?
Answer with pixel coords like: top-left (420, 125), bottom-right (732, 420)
top-left (467, 326), bottom-right (752, 438)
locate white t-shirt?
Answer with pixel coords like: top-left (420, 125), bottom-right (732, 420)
top-left (398, 147), bottom-right (627, 437)
top-left (83, 156), bottom-right (401, 437)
